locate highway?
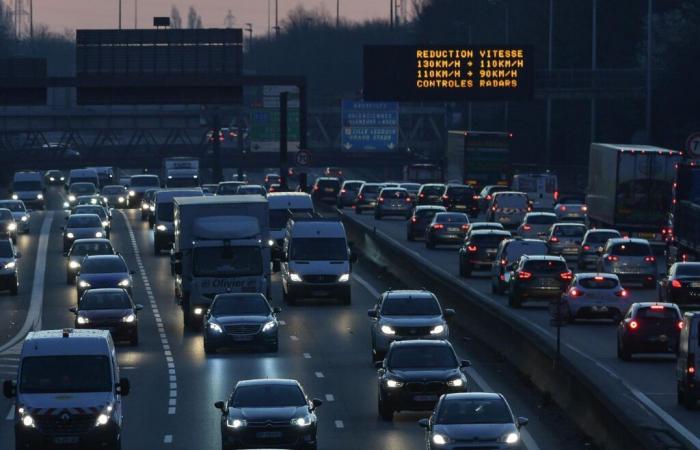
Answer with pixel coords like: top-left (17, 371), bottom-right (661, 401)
top-left (342, 204), bottom-right (700, 443)
top-left (0, 186), bottom-right (588, 450)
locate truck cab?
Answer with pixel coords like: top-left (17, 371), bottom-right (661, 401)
top-left (152, 189), bottom-right (204, 254)
top-left (3, 329), bottom-right (130, 450)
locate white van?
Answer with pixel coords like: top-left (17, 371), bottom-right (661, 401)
top-left (267, 192), bottom-right (315, 268)
top-left (3, 329), bottom-right (130, 449)
top-left (11, 171), bottom-right (45, 210)
top-left (281, 219), bottom-right (356, 305)
top-left (487, 191), bottom-right (530, 229)
top-left (512, 173), bottom-right (559, 210)
top-left (153, 188), bottom-right (204, 254)
top-left (677, 312), bottom-right (700, 409)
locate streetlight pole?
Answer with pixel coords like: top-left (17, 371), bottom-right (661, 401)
top-left (134, 0), bottom-right (138, 28)
top-left (245, 23), bottom-right (253, 53)
top-left (545, 0), bottom-right (554, 166)
top-left (590, 0), bottom-right (597, 142)
top-left (336, 0), bottom-right (340, 28)
top-left (646, 0), bottom-right (653, 144)
top-left (118, 0), bottom-right (122, 29)
top-left (275, 0), bottom-right (279, 38)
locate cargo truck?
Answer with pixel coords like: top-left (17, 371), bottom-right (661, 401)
top-left (586, 143), bottom-right (681, 247)
top-left (172, 195), bottom-right (270, 329)
top-left (668, 161), bottom-right (700, 263)
top-left (445, 131), bottom-right (512, 190)
top-left (163, 157), bottom-right (200, 188)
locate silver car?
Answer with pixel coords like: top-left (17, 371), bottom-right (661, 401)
top-left (597, 238), bottom-right (658, 288)
top-left (546, 222), bottom-right (587, 258)
top-left (516, 212), bottom-right (557, 239)
top-left (555, 273), bottom-right (631, 323)
top-left (578, 229), bottom-right (621, 270)
top-left (0, 200), bottom-right (30, 234)
top-left (0, 239), bottom-right (20, 295)
top-left (375, 188), bottom-right (413, 219)
top-left (554, 196), bottom-right (588, 223)
top-left (101, 184), bottom-right (129, 209)
top-left (464, 222), bottom-right (505, 241)
top-left (368, 289), bottom-right (453, 361)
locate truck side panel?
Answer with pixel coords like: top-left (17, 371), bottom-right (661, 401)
top-left (586, 144), bottom-right (618, 227)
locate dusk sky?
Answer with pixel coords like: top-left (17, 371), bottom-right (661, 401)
top-left (28, 0), bottom-right (394, 36)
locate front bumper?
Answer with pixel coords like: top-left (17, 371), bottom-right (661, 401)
top-left (286, 280), bottom-right (350, 300)
top-left (15, 420), bottom-right (120, 450)
top-left (205, 327), bottom-right (277, 348)
top-left (154, 230), bottom-right (174, 249)
top-left (0, 271), bottom-right (17, 289)
top-left (223, 424), bottom-right (316, 449)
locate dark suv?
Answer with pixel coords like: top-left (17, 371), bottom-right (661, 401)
top-left (507, 255), bottom-right (572, 308)
top-left (312, 177), bottom-right (341, 203)
top-left (459, 230), bottom-right (512, 277)
top-left (406, 206), bottom-right (446, 241)
top-left (355, 183), bottom-right (383, 214)
top-left (417, 184), bottom-right (446, 206)
top-left (617, 302), bottom-right (683, 360)
top-left (441, 184), bottom-right (479, 216)
top-left (376, 340), bottom-right (469, 421)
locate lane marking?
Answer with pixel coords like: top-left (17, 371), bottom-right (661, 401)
top-left (334, 420), bottom-right (344, 429)
top-left (6, 405), bottom-right (14, 421)
top-left (290, 335), bottom-right (299, 341)
top-left (279, 320), bottom-right (286, 326)
top-left (315, 372), bottom-right (324, 378)
top-left (325, 394), bottom-right (335, 402)
top-left (354, 273), bottom-right (380, 298)
top-left (163, 435), bottom-right (173, 444)
top-left (303, 353), bottom-right (311, 359)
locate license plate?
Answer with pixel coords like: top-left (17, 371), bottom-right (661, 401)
top-left (368, 202), bottom-right (376, 206)
top-left (486, 249), bottom-right (497, 255)
top-left (691, 283), bottom-right (700, 288)
top-left (455, 205), bottom-right (466, 210)
top-left (413, 395), bottom-right (438, 402)
top-left (638, 232), bottom-right (656, 240)
top-left (54, 437), bottom-right (80, 444)
top-left (312, 290), bottom-right (329, 297)
top-left (256, 431), bottom-right (282, 439)
top-left (448, 227), bottom-right (460, 232)
top-left (659, 334), bottom-right (668, 342)
top-left (591, 305), bottom-right (608, 312)
top-left (232, 335), bottom-right (253, 342)
top-left (324, 188), bottom-right (334, 192)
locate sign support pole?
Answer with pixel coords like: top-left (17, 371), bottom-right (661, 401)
top-left (280, 92), bottom-right (289, 191)
top-left (211, 113), bottom-right (222, 183)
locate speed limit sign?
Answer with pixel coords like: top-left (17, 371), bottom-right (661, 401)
top-left (295, 149), bottom-right (312, 166)
top-left (685, 132), bottom-right (700, 158)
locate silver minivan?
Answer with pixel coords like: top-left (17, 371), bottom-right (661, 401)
top-left (487, 192), bottom-right (529, 229)
top-left (677, 312), bottom-right (700, 409)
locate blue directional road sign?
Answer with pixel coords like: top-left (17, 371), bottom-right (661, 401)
top-left (341, 100), bottom-right (399, 151)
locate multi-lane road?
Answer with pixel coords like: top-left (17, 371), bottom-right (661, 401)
top-left (0, 187), bottom-right (590, 450)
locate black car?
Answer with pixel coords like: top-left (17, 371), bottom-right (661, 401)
top-left (312, 177), bottom-right (341, 203)
top-left (417, 184), bottom-right (446, 206)
top-left (459, 230), bottom-right (512, 277)
top-left (441, 184), bottom-right (479, 216)
top-left (659, 262), bottom-right (700, 306)
top-left (377, 340), bottom-right (470, 421)
top-left (406, 206), bottom-right (446, 241)
top-left (507, 255), bottom-right (572, 308)
top-left (71, 288), bottom-right (142, 345)
top-left (215, 379), bottom-right (322, 450)
top-left (425, 212), bottom-right (470, 249)
top-left (44, 169), bottom-right (64, 185)
top-left (617, 302), bottom-right (683, 360)
top-left (203, 293), bottom-right (281, 353)
top-left (354, 183), bottom-right (383, 214)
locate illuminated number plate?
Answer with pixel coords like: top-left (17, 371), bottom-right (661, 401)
top-left (487, 249), bottom-right (497, 255)
top-left (638, 233), bottom-right (656, 240)
top-left (312, 290), bottom-right (330, 297)
top-left (448, 227), bottom-right (460, 232)
top-left (455, 205), bottom-right (466, 210)
top-left (256, 431), bottom-right (282, 439)
top-left (691, 283), bottom-right (700, 288)
top-left (53, 437), bottom-right (80, 445)
top-left (324, 188), bottom-right (334, 192)
top-left (591, 306), bottom-right (608, 312)
top-left (413, 395), bottom-right (438, 402)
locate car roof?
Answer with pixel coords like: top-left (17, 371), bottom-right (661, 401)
top-left (575, 272), bottom-right (619, 280)
top-left (213, 293), bottom-right (267, 302)
top-left (342, 179), bottom-right (364, 185)
top-left (67, 213), bottom-right (101, 219)
top-left (390, 339), bottom-right (451, 348)
top-left (470, 229), bottom-right (511, 237)
top-left (443, 392), bottom-right (504, 402)
top-left (131, 174), bottom-right (159, 179)
top-left (83, 254), bottom-right (123, 262)
top-left (553, 222), bottom-right (586, 227)
top-left (607, 237), bottom-right (649, 245)
top-left (384, 290), bottom-right (435, 299)
top-left (671, 262), bottom-right (700, 268)
top-left (23, 329), bottom-right (112, 357)
top-left (72, 238), bottom-right (111, 244)
top-left (585, 228), bottom-right (619, 234)
top-left (236, 379), bottom-right (299, 388)
top-left (525, 212), bottom-right (556, 217)
top-left (414, 205), bottom-right (446, 211)
top-left (290, 220), bottom-right (346, 238)
top-left (521, 255), bottom-right (565, 262)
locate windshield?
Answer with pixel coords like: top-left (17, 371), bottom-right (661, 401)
top-left (82, 258), bottom-right (127, 274)
top-left (12, 181), bottom-right (41, 191)
top-left (218, 183), bottom-right (243, 195)
top-left (0, 241), bottom-right (13, 257)
top-left (193, 246), bottom-right (262, 277)
top-left (471, 235), bottom-right (508, 247)
top-left (495, 195), bottom-right (528, 208)
top-left (579, 277), bottom-right (618, 289)
top-left (523, 260), bottom-right (567, 273)
top-left (360, 185), bottom-right (381, 195)
top-left (157, 203), bottom-right (174, 222)
top-left (102, 186), bottom-right (124, 194)
top-left (421, 185), bottom-right (444, 196)
top-left (504, 242), bottom-right (548, 261)
top-left (415, 209), bottom-right (443, 219)
top-left (637, 307), bottom-right (680, 320)
top-left (290, 238), bottom-right (347, 261)
top-left (381, 296), bottom-right (441, 316)
top-left (0, 202), bottom-right (23, 212)
top-left (80, 291), bottom-right (131, 309)
top-left (20, 356), bottom-right (112, 394)
top-left (70, 183), bottom-right (96, 195)
top-left (436, 398), bottom-right (512, 425)
top-left (74, 207), bottom-right (106, 219)
top-left (71, 242), bottom-right (113, 256)
top-left (610, 243), bottom-right (650, 256)
top-left (388, 346), bottom-right (457, 369)
top-left (317, 179), bottom-right (340, 189)
top-left (553, 225), bottom-right (586, 237)
top-left (0, 210), bottom-right (12, 221)
top-left (446, 187), bottom-right (475, 198)
top-left (526, 215), bottom-right (556, 225)
top-left (231, 384), bottom-right (306, 408)
top-left (67, 215), bottom-right (102, 228)
top-left (212, 296), bottom-right (270, 315)
top-left (515, 177), bottom-right (537, 192)
top-left (130, 176), bottom-right (159, 187)
top-left (380, 189), bottom-right (408, 199)
top-left (269, 208), bottom-right (313, 230)
top-left (676, 264), bottom-right (700, 277)
top-left (585, 232), bottom-right (620, 244)
top-left (343, 182), bottom-right (363, 191)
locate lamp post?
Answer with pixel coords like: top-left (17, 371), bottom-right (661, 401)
top-left (245, 23), bottom-right (253, 53)
top-left (645, 0), bottom-right (653, 144)
top-left (118, 0), bottom-right (122, 29)
top-left (590, 0), bottom-right (597, 141)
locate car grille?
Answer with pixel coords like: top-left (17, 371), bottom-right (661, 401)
top-left (247, 420), bottom-right (292, 428)
top-left (405, 381), bottom-right (446, 394)
top-left (454, 446), bottom-right (499, 450)
top-left (395, 326), bottom-right (432, 337)
top-left (303, 274), bottom-right (337, 284)
top-left (225, 324), bottom-right (261, 335)
top-left (35, 413), bottom-right (96, 434)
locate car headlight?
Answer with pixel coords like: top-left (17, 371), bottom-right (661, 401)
top-left (117, 279), bottom-right (130, 287)
top-left (11, 194), bottom-right (18, 200)
top-left (68, 195), bottom-right (76, 202)
top-left (430, 324), bottom-right (445, 335)
top-left (78, 280), bottom-right (90, 288)
top-left (20, 215), bottom-right (28, 222)
top-left (4, 261), bottom-right (16, 270)
top-left (129, 190), bottom-right (135, 197)
top-left (69, 260), bottom-right (81, 269)
top-left (150, 205), bottom-right (155, 211)
top-left (102, 221), bottom-right (109, 228)
top-left (267, 239), bottom-right (275, 247)
top-left (447, 378), bottom-right (464, 387)
top-left (7, 223), bottom-right (16, 231)
top-left (50, 177), bottom-right (55, 182)
top-left (142, 203), bottom-right (149, 210)
top-left (432, 433), bottom-right (449, 445)
top-left (380, 325), bottom-right (396, 335)
top-left (122, 313), bottom-right (136, 323)
top-left (36, 193), bottom-right (43, 200)
top-left (95, 405), bottom-right (113, 427)
top-left (63, 201), bottom-right (70, 208)
top-left (156, 224), bottom-right (167, 232)
top-left (289, 273), bottom-right (303, 282)
top-left (385, 379), bottom-right (403, 388)
top-left (60, 177), bottom-right (65, 181)
top-left (208, 322), bottom-right (223, 333)
top-left (103, 197), bottom-right (108, 203)
top-left (118, 196), bottom-right (125, 203)
top-left (194, 307), bottom-right (204, 315)
top-left (291, 416), bottom-right (313, 427)
top-left (66, 232), bottom-right (75, 239)
top-left (21, 414), bottom-right (35, 428)
top-left (501, 432), bottom-right (519, 444)
top-left (90, 198), bottom-right (97, 204)
top-left (338, 273), bottom-right (350, 282)
top-left (95, 232), bottom-right (104, 238)
top-left (226, 418), bottom-right (246, 428)
top-left (77, 315), bottom-right (89, 324)
top-left (262, 320), bottom-right (277, 332)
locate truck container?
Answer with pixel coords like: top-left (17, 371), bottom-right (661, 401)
top-left (446, 130), bottom-right (512, 190)
top-left (669, 161), bottom-right (700, 262)
top-left (172, 195), bottom-right (270, 329)
top-left (163, 157), bottom-right (200, 188)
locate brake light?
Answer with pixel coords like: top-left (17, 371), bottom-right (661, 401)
top-left (650, 304), bottom-right (664, 310)
top-left (629, 320), bottom-right (639, 330)
top-left (560, 271), bottom-right (573, 281)
top-left (358, 194), bottom-right (364, 200)
top-left (486, 195), bottom-right (492, 200)
top-left (442, 195), bottom-right (449, 201)
top-left (522, 225), bottom-right (532, 231)
top-left (517, 271), bottom-right (533, 280)
top-left (467, 245), bottom-right (478, 252)
top-left (678, 321), bottom-right (685, 330)
top-left (461, 224), bottom-right (470, 231)
top-left (568, 287), bottom-right (584, 297)
top-left (472, 195), bottom-right (480, 200)
top-left (559, 205), bottom-right (567, 211)
top-left (313, 186), bottom-right (319, 191)
top-left (433, 224), bottom-right (444, 230)
top-left (581, 205), bottom-right (588, 212)
top-left (411, 217), bottom-right (417, 223)
top-left (340, 189), bottom-right (346, 194)
top-left (549, 236), bottom-right (559, 243)
top-left (554, 190), bottom-right (559, 201)
top-left (615, 289), bottom-right (629, 297)
top-left (689, 366), bottom-right (696, 375)
top-left (672, 279), bottom-right (682, 288)
top-left (644, 255), bottom-right (656, 263)
top-left (607, 255), bottom-right (619, 262)
top-left (492, 206), bottom-right (497, 211)
top-left (594, 276), bottom-right (604, 281)
top-left (405, 197), bottom-right (412, 203)
top-left (419, 193), bottom-right (425, 198)
top-left (500, 259), bottom-right (507, 266)
top-left (583, 245), bottom-right (591, 251)
top-left (378, 197), bottom-right (385, 203)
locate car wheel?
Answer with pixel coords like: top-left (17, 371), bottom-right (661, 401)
top-left (9, 278), bottom-right (17, 296)
top-left (617, 340), bottom-right (631, 361)
top-left (204, 340), bottom-right (217, 355)
top-left (407, 232), bottom-right (414, 241)
top-left (66, 273), bottom-right (73, 285)
top-left (378, 394), bottom-right (393, 421)
top-left (342, 293), bottom-right (351, 305)
top-left (153, 245), bottom-right (160, 256)
top-left (268, 341), bottom-right (279, 353)
top-left (272, 260), bottom-right (281, 272)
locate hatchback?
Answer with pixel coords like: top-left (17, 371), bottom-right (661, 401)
top-left (337, 180), bottom-right (364, 208)
top-left (598, 238), bottom-right (658, 288)
top-left (491, 238), bottom-right (549, 294)
top-left (659, 262), bottom-right (700, 306)
top-left (440, 184), bottom-right (479, 216)
top-left (399, 183), bottom-right (421, 201)
top-left (577, 229), bottom-right (621, 270)
top-left (555, 273), bottom-right (630, 323)
top-left (554, 196), bottom-right (588, 222)
top-left (417, 184), bottom-right (446, 206)
top-left (354, 183), bottom-right (383, 213)
top-left (507, 255), bottom-right (572, 308)
top-left (407, 206), bottom-right (447, 241)
top-left (425, 213), bottom-right (470, 248)
top-left (459, 230), bottom-right (511, 277)
top-left (517, 212), bottom-right (556, 239)
top-left (375, 188), bottom-right (413, 219)
top-left (312, 177), bottom-right (341, 203)
top-left (546, 223), bottom-right (587, 258)
top-left (617, 303), bottom-right (683, 360)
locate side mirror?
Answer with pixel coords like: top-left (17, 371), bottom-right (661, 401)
top-left (443, 309), bottom-right (455, 318)
top-left (173, 261), bottom-right (182, 276)
top-left (374, 361), bottom-right (383, 369)
top-left (117, 377), bottom-right (130, 396)
top-left (129, 270), bottom-right (136, 275)
top-left (273, 307), bottom-right (282, 314)
top-left (367, 309), bottom-right (378, 318)
top-left (134, 304), bottom-right (144, 311)
top-left (69, 307), bottom-right (77, 314)
top-left (311, 398), bottom-right (323, 410)
top-left (214, 401), bottom-right (227, 414)
top-left (3, 380), bottom-right (16, 398)
top-left (15, 252), bottom-right (21, 259)
top-left (460, 360), bottom-right (472, 368)
top-left (517, 417), bottom-right (529, 428)
top-left (418, 418), bottom-right (430, 429)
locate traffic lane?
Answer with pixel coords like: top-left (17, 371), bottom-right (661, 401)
top-left (345, 211), bottom-right (700, 435)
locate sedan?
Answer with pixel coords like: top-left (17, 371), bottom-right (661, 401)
top-left (0, 201), bottom-right (30, 234)
top-left (617, 302), bottom-right (683, 360)
top-left (44, 169), bottom-right (65, 185)
top-left (516, 212), bottom-right (556, 239)
top-left (554, 273), bottom-right (630, 323)
top-left (554, 196), bottom-right (588, 222)
top-left (71, 288), bottom-right (142, 346)
top-left (375, 188), bottom-right (413, 219)
top-left (312, 177), bottom-right (341, 203)
top-left (62, 214), bottom-right (106, 252)
top-left (215, 379), bottom-right (322, 450)
top-left (377, 340), bottom-right (469, 421)
top-left (459, 230), bottom-right (511, 277)
top-left (407, 206), bottom-right (446, 241)
top-left (337, 180), bottom-right (364, 208)
top-left (204, 293), bottom-right (281, 353)
top-left (0, 209), bottom-right (17, 243)
top-left (507, 255), bottom-right (572, 308)
top-left (417, 184), bottom-right (446, 206)
top-left (419, 392), bottom-right (528, 450)
top-left (546, 222), bottom-right (587, 258)
top-left (101, 184), bottom-right (130, 209)
top-left (425, 212), bottom-right (470, 249)
top-left (659, 262), bottom-right (700, 306)
top-left (72, 205), bottom-right (111, 238)
top-left (65, 238), bottom-right (115, 284)
top-left (76, 254), bottom-right (134, 301)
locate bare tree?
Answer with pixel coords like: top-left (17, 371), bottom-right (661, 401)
top-left (187, 6), bottom-right (202, 29)
top-left (170, 5), bottom-right (182, 29)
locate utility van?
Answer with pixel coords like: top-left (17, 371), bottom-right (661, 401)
top-left (11, 171), bottom-right (45, 210)
top-left (677, 312), bottom-right (700, 409)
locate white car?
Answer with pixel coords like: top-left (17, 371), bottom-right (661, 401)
top-left (554, 273), bottom-right (631, 323)
top-left (554, 196), bottom-right (588, 223)
top-left (517, 212), bottom-right (557, 239)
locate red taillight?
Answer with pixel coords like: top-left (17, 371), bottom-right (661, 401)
top-left (554, 190), bottom-right (559, 201)
top-left (492, 206), bottom-right (497, 212)
top-left (313, 186), bottom-right (319, 191)
top-left (405, 197), bottom-right (412, 203)
top-left (340, 189), bottom-right (346, 194)
top-left (560, 271), bottom-right (573, 281)
top-left (671, 279), bottom-right (682, 288)
top-left (583, 245), bottom-right (591, 251)
top-left (419, 193), bottom-right (425, 198)
top-left (522, 225), bottom-right (532, 231)
top-left (358, 194), bottom-right (364, 200)
top-left (467, 245), bottom-right (478, 252)
top-left (615, 289), bottom-right (629, 297)
top-left (486, 195), bottom-right (492, 200)
top-left (678, 321), bottom-right (685, 330)
top-left (559, 205), bottom-right (567, 211)
top-left (689, 366), bottom-right (696, 375)
top-left (650, 304), bottom-right (665, 310)
top-left (517, 271), bottom-right (533, 280)
top-left (378, 197), bottom-right (385, 203)
top-left (461, 224), bottom-right (470, 231)
top-left (411, 217), bottom-right (417, 223)
top-left (607, 255), bottom-right (619, 262)
top-left (549, 236), bottom-right (559, 243)
top-left (433, 224), bottom-right (444, 230)
top-left (629, 320), bottom-right (639, 330)
top-left (569, 287), bottom-right (584, 297)
top-left (472, 195), bottom-right (480, 200)
top-left (442, 195), bottom-right (449, 201)
top-left (500, 259), bottom-right (507, 266)
top-left (644, 255), bottom-right (656, 263)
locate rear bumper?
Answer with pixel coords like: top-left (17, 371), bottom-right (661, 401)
top-left (620, 333), bottom-right (679, 353)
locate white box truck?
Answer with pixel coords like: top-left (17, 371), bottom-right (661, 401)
top-left (163, 157), bottom-right (200, 188)
top-left (172, 195), bottom-right (270, 329)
